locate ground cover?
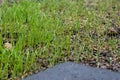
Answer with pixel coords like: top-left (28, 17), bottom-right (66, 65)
top-left (0, 0), bottom-right (120, 79)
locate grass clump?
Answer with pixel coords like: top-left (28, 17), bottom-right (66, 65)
top-left (0, 0), bottom-right (120, 79)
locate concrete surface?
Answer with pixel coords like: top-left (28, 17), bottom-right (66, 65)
top-left (25, 62), bottom-right (120, 80)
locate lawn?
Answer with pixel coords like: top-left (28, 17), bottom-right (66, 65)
top-left (0, 0), bottom-right (120, 79)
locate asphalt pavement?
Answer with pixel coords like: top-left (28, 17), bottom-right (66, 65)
top-left (25, 62), bottom-right (120, 80)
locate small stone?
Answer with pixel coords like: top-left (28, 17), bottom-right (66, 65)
top-left (4, 42), bottom-right (12, 50)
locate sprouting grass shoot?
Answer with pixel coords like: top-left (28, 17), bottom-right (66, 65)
top-left (0, 0), bottom-right (120, 79)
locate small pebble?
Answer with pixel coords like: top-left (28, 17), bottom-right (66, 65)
top-left (4, 42), bottom-right (12, 50)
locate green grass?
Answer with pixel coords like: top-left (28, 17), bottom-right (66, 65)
top-left (0, 0), bottom-right (120, 79)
